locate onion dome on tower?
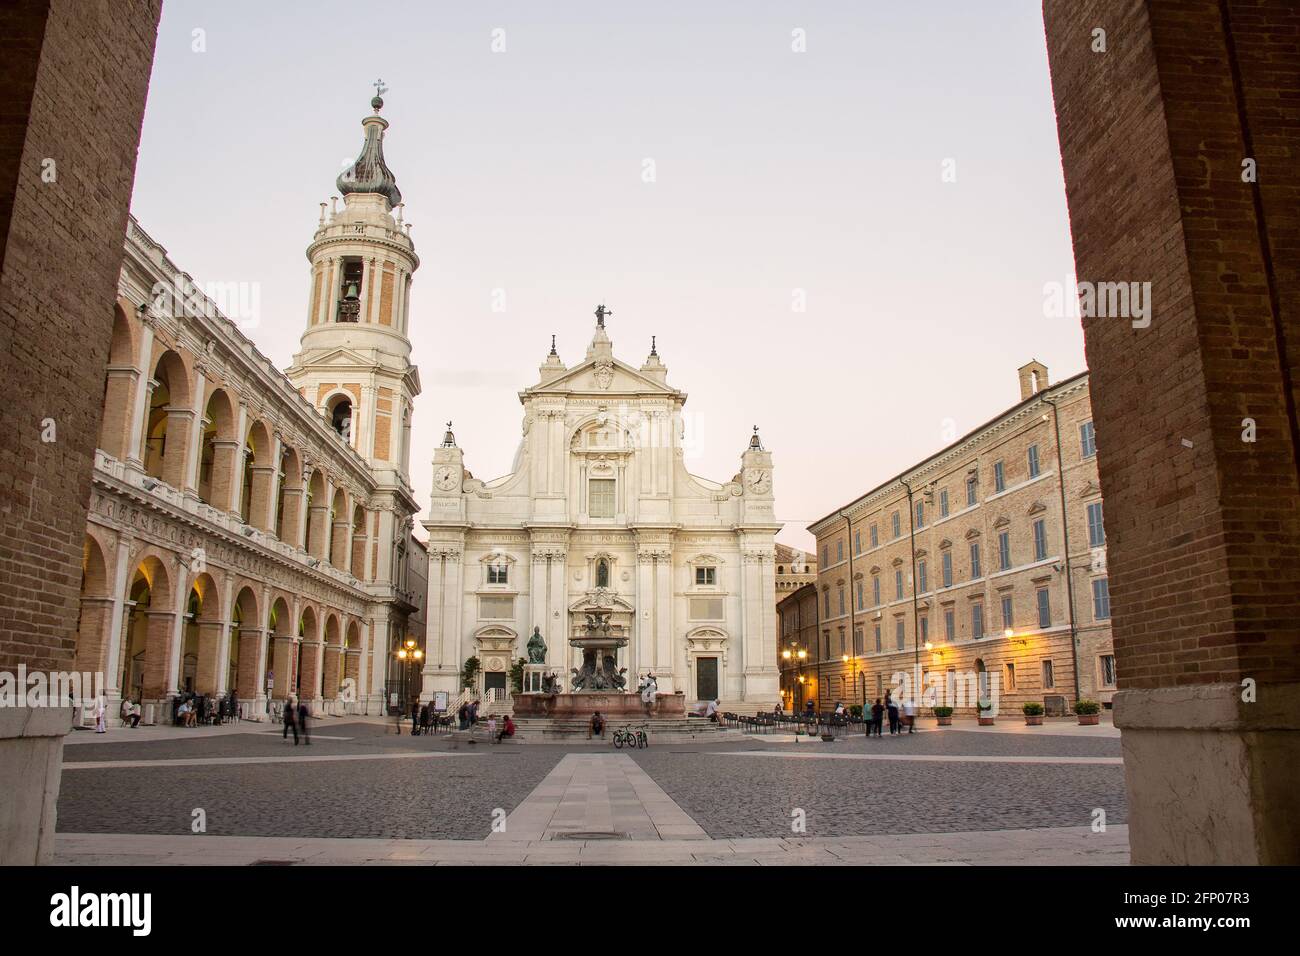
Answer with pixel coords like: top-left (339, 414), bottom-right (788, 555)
top-left (337, 94), bottom-right (402, 209)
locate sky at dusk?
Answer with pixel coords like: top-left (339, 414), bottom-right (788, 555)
top-left (130, 0), bottom-right (1083, 551)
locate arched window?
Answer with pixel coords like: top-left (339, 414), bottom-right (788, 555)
top-left (330, 398), bottom-right (353, 444)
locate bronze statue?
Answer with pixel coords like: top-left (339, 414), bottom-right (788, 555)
top-left (526, 626), bottom-right (547, 664)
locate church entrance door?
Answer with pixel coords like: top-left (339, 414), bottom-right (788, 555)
top-left (484, 671), bottom-right (507, 696)
top-left (696, 656), bottom-right (719, 701)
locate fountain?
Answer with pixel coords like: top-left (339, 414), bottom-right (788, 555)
top-left (513, 610), bottom-right (685, 719)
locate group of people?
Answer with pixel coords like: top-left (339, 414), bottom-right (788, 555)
top-left (868, 692), bottom-right (916, 736)
top-left (281, 696), bottom-right (311, 745)
top-left (172, 691), bottom-right (240, 728)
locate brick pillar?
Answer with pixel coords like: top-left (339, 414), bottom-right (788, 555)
top-left (74, 597), bottom-right (115, 677)
top-left (235, 627), bottom-right (263, 701)
top-left (1045, 0), bottom-right (1300, 864)
top-left (299, 641), bottom-right (323, 704)
top-left (99, 367), bottom-right (138, 460)
top-left (248, 464), bottom-right (275, 531)
top-left (194, 620), bottom-right (223, 695)
top-left (207, 439), bottom-right (238, 510)
top-left (271, 637), bottom-right (296, 701)
top-left (279, 486), bottom-right (304, 546)
top-left (140, 610), bottom-right (176, 701)
top-left (322, 644), bottom-right (342, 699)
top-left (330, 516), bottom-right (349, 567)
top-left (307, 505), bottom-right (330, 560)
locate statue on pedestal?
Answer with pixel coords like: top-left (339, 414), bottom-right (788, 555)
top-left (526, 626), bottom-right (547, 664)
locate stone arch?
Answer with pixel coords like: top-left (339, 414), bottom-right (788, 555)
top-left (276, 445), bottom-right (303, 544)
top-left (323, 390), bottom-right (354, 446)
top-left (75, 532), bottom-right (114, 677)
top-left (142, 349), bottom-right (192, 487)
top-left (296, 605), bottom-right (320, 700)
top-left (241, 419), bottom-right (273, 525)
top-left (184, 570), bottom-right (223, 695)
top-left (343, 619), bottom-right (363, 698)
top-left (98, 303), bottom-right (138, 459)
top-left (121, 552), bottom-right (175, 703)
top-left (266, 595), bottom-right (294, 701)
top-left (304, 468), bottom-right (328, 559)
top-left (329, 487), bottom-right (349, 567)
top-left (321, 613), bottom-right (343, 700)
top-left (197, 387), bottom-right (237, 507)
top-left (230, 583), bottom-right (260, 698)
top-left (350, 503), bottom-right (368, 578)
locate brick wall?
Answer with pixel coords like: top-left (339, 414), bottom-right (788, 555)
top-left (1044, 0), bottom-right (1300, 688)
top-left (0, 0), bottom-right (161, 672)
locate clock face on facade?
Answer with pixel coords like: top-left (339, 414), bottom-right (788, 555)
top-left (434, 465), bottom-right (459, 491)
top-left (745, 469), bottom-right (770, 494)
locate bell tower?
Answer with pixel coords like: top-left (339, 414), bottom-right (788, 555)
top-left (287, 89), bottom-right (421, 485)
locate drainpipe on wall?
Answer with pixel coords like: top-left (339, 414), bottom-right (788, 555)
top-left (1043, 394), bottom-right (1082, 705)
top-left (901, 479), bottom-right (922, 705)
top-left (839, 510), bottom-right (856, 708)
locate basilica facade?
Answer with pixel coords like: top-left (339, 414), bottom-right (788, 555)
top-left (76, 95), bottom-right (424, 720)
top-left (421, 315), bottom-right (781, 709)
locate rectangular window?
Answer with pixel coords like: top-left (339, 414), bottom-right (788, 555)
top-left (588, 478), bottom-right (616, 518)
top-left (895, 569), bottom-right (904, 600)
top-left (1087, 502), bottom-right (1105, 548)
top-left (873, 624), bottom-right (882, 652)
top-left (1042, 659), bottom-right (1055, 689)
top-left (837, 587), bottom-right (845, 616)
top-left (1005, 662), bottom-right (1017, 691)
top-left (1001, 594), bottom-right (1013, 630)
top-left (824, 590), bottom-right (831, 616)
top-left (822, 631), bottom-right (830, 659)
top-left (838, 629), bottom-right (845, 656)
top-left (1028, 444), bottom-right (1041, 478)
top-left (944, 608), bottom-right (955, 641)
top-left (970, 542), bottom-right (982, 578)
top-left (1080, 420), bottom-right (1096, 458)
top-left (915, 501), bottom-right (925, 528)
top-left (966, 476), bottom-right (978, 506)
top-left (870, 524), bottom-right (879, 548)
top-left (1036, 587), bottom-right (1051, 628)
top-left (895, 618), bottom-right (905, 651)
top-left (918, 560), bottom-right (928, 594)
top-left (854, 530), bottom-right (861, 554)
top-left (891, 511), bottom-right (901, 539)
top-left (836, 539), bottom-right (843, 562)
top-left (972, 603), bottom-right (985, 639)
top-left (689, 597), bottom-right (725, 620)
top-left (920, 615), bottom-right (929, 642)
top-left (821, 544), bottom-right (828, 566)
top-left (1033, 519), bottom-right (1047, 561)
top-left (855, 580), bottom-right (864, 610)
top-left (1100, 654), bottom-right (1117, 687)
top-left (939, 489), bottom-right (950, 518)
top-left (942, 551), bottom-right (953, 588)
top-left (993, 460), bottom-right (1006, 493)
top-left (998, 531), bottom-right (1011, 570)
top-left (696, 567), bottom-right (716, 586)
top-left (853, 628), bottom-right (863, 655)
top-left (478, 595), bottom-right (515, 619)
top-left (1092, 577), bottom-right (1111, 620)
top-left (872, 576), bottom-right (881, 606)
top-left (487, 564), bottom-right (508, 585)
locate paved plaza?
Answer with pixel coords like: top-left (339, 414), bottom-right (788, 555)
top-left (54, 716), bottom-right (1129, 865)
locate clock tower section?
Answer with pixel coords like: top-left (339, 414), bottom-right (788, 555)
top-left (286, 93), bottom-right (422, 588)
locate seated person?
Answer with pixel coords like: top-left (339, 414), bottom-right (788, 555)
top-left (704, 698), bottom-right (721, 723)
top-left (588, 711), bottom-right (605, 739)
top-left (129, 701), bottom-right (141, 727)
top-left (497, 715), bottom-right (515, 743)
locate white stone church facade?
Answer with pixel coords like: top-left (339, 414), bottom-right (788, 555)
top-left (421, 316), bottom-right (781, 710)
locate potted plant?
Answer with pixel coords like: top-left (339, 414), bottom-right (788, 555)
top-left (977, 699), bottom-right (996, 726)
top-left (1022, 701), bottom-right (1045, 726)
top-left (460, 655), bottom-right (481, 691)
top-left (933, 705), bottom-right (954, 726)
top-left (1075, 699), bottom-right (1102, 725)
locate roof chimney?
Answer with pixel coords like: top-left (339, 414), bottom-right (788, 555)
top-left (1017, 360), bottom-right (1049, 401)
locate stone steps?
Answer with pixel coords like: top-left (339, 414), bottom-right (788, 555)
top-left (459, 716), bottom-right (741, 743)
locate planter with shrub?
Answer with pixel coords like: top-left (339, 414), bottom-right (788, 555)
top-left (977, 699), bottom-right (995, 726)
top-left (1022, 701), bottom-right (1044, 726)
top-left (1074, 699), bottom-right (1102, 725)
top-left (933, 705), bottom-right (954, 726)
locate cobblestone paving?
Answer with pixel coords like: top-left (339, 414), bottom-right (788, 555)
top-left (57, 748), bottom-right (564, 840)
top-left (627, 749), bottom-right (1127, 838)
top-left (58, 725), bottom-right (1126, 842)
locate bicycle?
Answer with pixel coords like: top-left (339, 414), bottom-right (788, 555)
top-left (612, 725), bottom-right (649, 749)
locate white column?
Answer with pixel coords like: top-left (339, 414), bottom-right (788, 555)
top-left (655, 555), bottom-right (672, 689)
top-left (443, 556), bottom-right (464, 674)
top-left (228, 402), bottom-right (249, 517)
top-left (366, 257), bottom-right (381, 325)
top-left (183, 365), bottom-right (207, 498)
top-left (549, 553), bottom-right (567, 670)
top-left (125, 316), bottom-right (155, 468)
top-left (165, 556), bottom-right (190, 697)
top-left (215, 574), bottom-right (235, 694)
top-left (267, 433), bottom-right (284, 534)
top-left (635, 554), bottom-right (655, 679)
top-left (104, 535), bottom-right (134, 701)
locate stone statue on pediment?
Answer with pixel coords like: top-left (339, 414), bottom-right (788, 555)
top-left (527, 625), bottom-right (547, 664)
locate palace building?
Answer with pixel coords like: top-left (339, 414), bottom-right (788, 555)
top-left (421, 313), bottom-right (782, 710)
top-left (803, 362), bottom-right (1116, 715)
top-left (76, 95), bottom-right (425, 720)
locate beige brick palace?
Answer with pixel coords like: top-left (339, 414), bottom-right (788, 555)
top-left (74, 94), bottom-right (426, 722)
top-left (804, 362), bottom-right (1116, 715)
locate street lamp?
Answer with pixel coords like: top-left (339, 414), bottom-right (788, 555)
top-left (841, 653), bottom-right (861, 710)
top-left (394, 638), bottom-right (422, 712)
top-left (782, 644), bottom-right (807, 711)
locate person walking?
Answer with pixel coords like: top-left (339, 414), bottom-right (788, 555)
top-left (297, 698), bottom-right (311, 745)
top-left (282, 696), bottom-right (299, 744)
top-left (410, 699), bottom-right (420, 736)
top-left (885, 692), bottom-right (900, 735)
top-left (903, 696), bottom-right (917, 734)
top-left (419, 702), bottom-right (430, 736)
top-left (487, 714), bottom-right (498, 742)
top-left (870, 698), bottom-right (885, 737)
top-left (94, 695), bottom-right (106, 734)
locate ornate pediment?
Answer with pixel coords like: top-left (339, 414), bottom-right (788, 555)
top-left (567, 587), bottom-right (636, 614)
top-left (529, 356), bottom-right (679, 398)
top-left (992, 515), bottom-right (1011, 529)
top-left (1027, 500), bottom-right (1048, 515)
top-left (965, 528), bottom-right (981, 540)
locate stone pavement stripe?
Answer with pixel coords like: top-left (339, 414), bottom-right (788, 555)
top-left (62, 752), bottom-right (479, 770)
top-left (52, 825), bottom-right (1129, 865)
top-left (707, 751), bottom-right (1123, 765)
top-left (486, 752), bottom-right (708, 843)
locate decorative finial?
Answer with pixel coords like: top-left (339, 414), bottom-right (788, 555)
top-left (650, 335), bottom-right (657, 356)
top-left (550, 334), bottom-right (557, 355)
top-left (441, 421), bottom-right (456, 447)
top-left (749, 425), bottom-right (763, 450)
top-left (594, 303), bottom-right (612, 328)
top-left (371, 78), bottom-right (388, 112)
